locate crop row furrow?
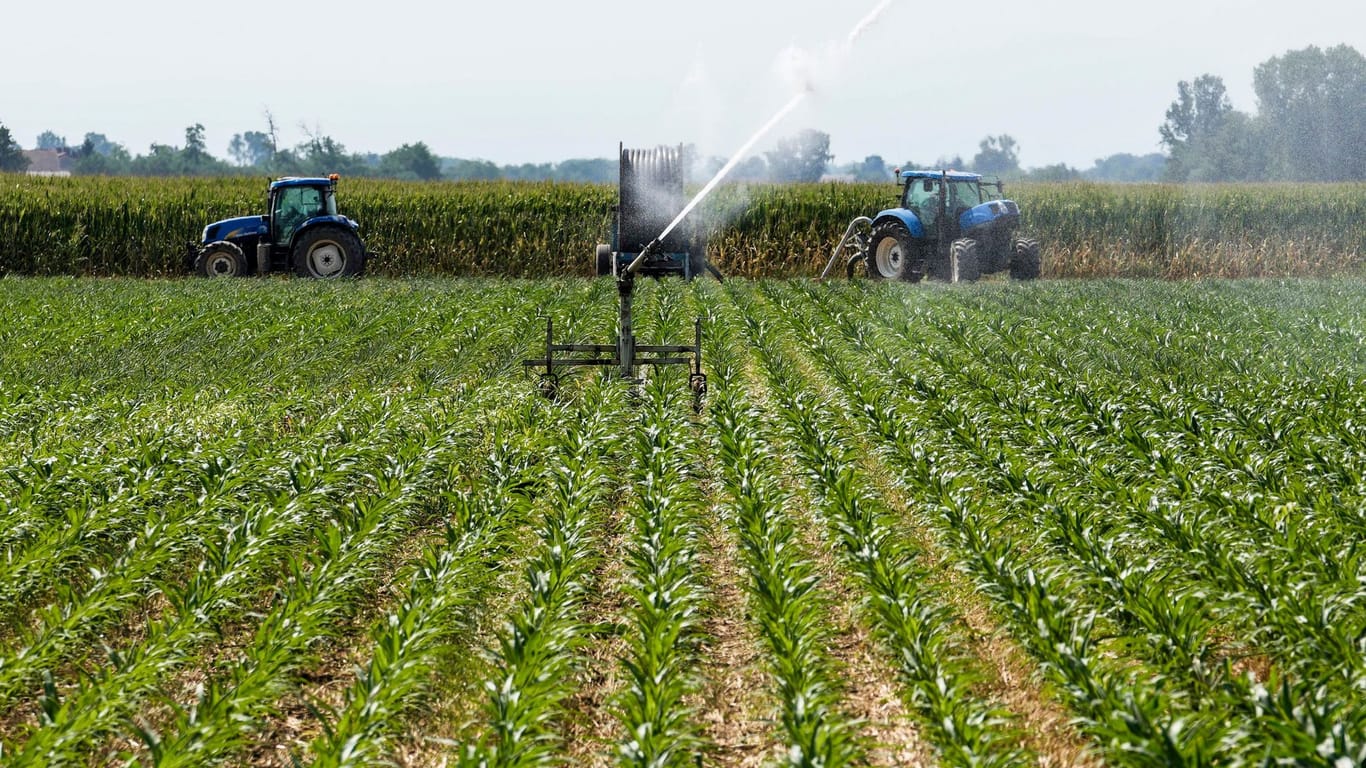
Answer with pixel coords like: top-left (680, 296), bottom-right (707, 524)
top-left (696, 283), bottom-right (864, 767)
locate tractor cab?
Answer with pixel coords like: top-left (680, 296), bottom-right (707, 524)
top-left (269, 179), bottom-right (338, 247)
top-left (899, 171), bottom-right (990, 240)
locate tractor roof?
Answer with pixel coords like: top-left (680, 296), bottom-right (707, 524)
top-left (899, 170), bottom-right (982, 182)
top-left (269, 177), bottom-right (335, 191)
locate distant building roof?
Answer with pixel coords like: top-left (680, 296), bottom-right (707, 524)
top-left (23, 149), bottom-right (73, 176)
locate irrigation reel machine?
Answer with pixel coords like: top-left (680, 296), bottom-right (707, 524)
top-left (523, 144), bottom-right (720, 410)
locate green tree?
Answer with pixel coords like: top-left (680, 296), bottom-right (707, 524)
top-left (292, 132), bottom-right (369, 177)
top-left (379, 141), bottom-right (442, 180)
top-left (73, 142), bottom-right (131, 175)
top-left (81, 133), bottom-right (119, 157)
top-left (183, 124), bottom-right (207, 161)
top-left (1159, 74), bottom-right (1241, 180)
top-left (444, 158), bottom-right (501, 180)
top-left (0, 122), bottom-right (29, 172)
top-left (971, 134), bottom-right (1021, 176)
top-left (765, 129), bottom-right (832, 182)
top-left (35, 130), bottom-right (67, 150)
top-left (931, 154), bottom-right (966, 170)
top-left (852, 155), bottom-right (891, 182)
top-left (552, 157), bottom-right (615, 183)
top-left (1024, 163), bottom-right (1081, 182)
top-left (1086, 153), bottom-right (1167, 182)
top-left (1254, 44), bottom-right (1366, 180)
top-left (227, 131), bottom-right (273, 167)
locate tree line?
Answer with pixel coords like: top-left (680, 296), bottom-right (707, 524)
top-left (1158, 44), bottom-right (1364, 181)
top-left (1, 44), bottom-right (1359, 183)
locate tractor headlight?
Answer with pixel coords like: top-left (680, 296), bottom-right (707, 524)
top-left (989, 202), bottom-right (1003, 215)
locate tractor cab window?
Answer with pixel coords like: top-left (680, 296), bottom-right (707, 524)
top-left (272, 186), bottom-right (327, 245)
top-left (948, 180), bottom-right (983, 211)
top-left (906, 178), bottom-right (942, 209)
top-left (905, 178), bottom-right (942, 227)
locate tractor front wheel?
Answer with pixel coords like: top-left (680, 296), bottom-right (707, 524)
top-left (194, 241), bottom-right (248, 278)
top-left (1010, 237), bottom-right (1042, 280)
top-left (950, 238), bottom-right (981, 283)
top-left (867, 221), bottom-right (922, 282)
top-left (293, 226), bottom-right (365, 279)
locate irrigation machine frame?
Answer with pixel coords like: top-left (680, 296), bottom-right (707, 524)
top-left (523, 144), bottom-right (717, 410)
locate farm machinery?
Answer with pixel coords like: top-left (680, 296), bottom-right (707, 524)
top-left (186, 175), bottom-right (369, 278)
top-left (824, 170), bottom-right (1041, 282)
top-left (524, 144), bottom-right (719, 408)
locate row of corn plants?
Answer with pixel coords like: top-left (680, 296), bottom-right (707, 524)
top-left (694, 281), bottom-right (864, 767)
top-left (456, 382), bottom-right (624, 766)
top-left (729, 281), bottom-right (1028, 766)
top-left (306, 404), bottom-right (546, 767)
top-left (604, 280), bottom-right (712, 766)
top-left (453, 284), bottom-right (625, 766)
top-left (5, 393), bottom-right (434, 763)
top-left (1, 174), bottom-right (1361, 277)
top-left (4, 274), bottom-right (1366, 764)
top-left (904, 283), bottom-right (1366, 757)
top-left (0, 395), bottom-right (397, 712)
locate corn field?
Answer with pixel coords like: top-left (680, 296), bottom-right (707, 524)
top-left (0, 175), bottom-right (1361, 278)
top-left (3, 275), bottom-right (1366, 766)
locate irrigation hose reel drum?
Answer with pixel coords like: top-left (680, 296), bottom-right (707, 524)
top-left (523, 144), bottom-right (720, 410)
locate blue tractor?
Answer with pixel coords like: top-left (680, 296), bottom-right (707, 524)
top-left (827, 170), bottom-right (1040, 282)
top-left (187, 174), bottom-right (368, 278)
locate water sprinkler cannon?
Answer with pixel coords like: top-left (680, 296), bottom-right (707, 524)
top-left (624, 237), bottom-right (665, 275)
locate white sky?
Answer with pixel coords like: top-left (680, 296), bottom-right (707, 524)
top-left (2, 0), bottom-right (1361, 170)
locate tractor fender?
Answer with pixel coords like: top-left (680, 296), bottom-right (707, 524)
top-left (298, 215), bottom-right (360, 234)
top-left (289, 215), bottom-right (363, 249)
top-left (872, 208), bottom-right (925, 240)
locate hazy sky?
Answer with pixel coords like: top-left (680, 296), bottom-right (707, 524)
top-left (3, 0), bottom-right (1362, 170)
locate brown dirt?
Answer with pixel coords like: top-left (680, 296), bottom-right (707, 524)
top-left (388, 520), bottom-right (539, 766)
top-left (691, 499), bottom-right (784, 767)
top-left (764, 418), bottom-right (932, 766)
top-left (558, 493), bottom-right (634, 766)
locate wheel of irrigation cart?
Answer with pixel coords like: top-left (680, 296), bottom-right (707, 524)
top-left (1010, 237), bottom-right (1042, 280)
top-left (866, 221), bottom-right (922, 282)
top-left (596, 244), bottom-right (613, 277)
top-left (293, 226), bottom-right (365, 279)
top-left (949, 238), bottom-right (981, 283)
top-left (194, 241), bottom-right (248, 278)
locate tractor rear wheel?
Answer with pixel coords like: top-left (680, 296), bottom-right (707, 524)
top-left (293, 226), bottom-right (365, 279)
top-left (867, 221), bottom-right (922, 282)
top-left (596, 244), bottom-right (613, 276)
top-left (194, 241), bottom-right (248, 278)
top-left (950, 238), bottom-right (981, 283)
top-left (1010, 237), bottom-right (1042, 280)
